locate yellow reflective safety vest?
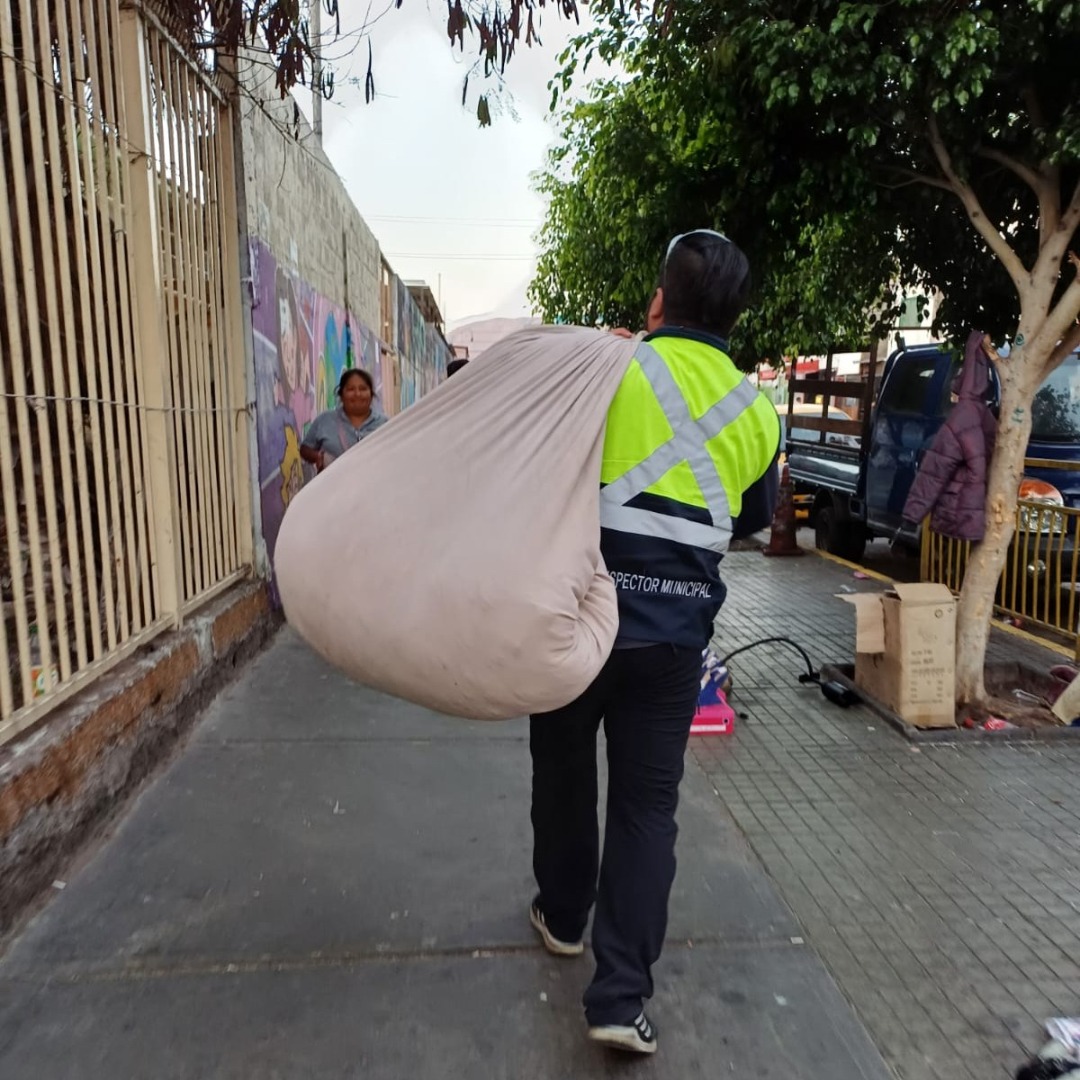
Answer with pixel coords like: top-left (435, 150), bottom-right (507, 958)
top-left (600, 329), bottom-right (781, 647)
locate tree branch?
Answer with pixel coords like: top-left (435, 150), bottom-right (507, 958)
top-left (880, 167), bottom-right (955, 193)
top-left (1032, 254), bottom-right (1080, 364)
top-left (1064, 177), bottom-right (1080, 240)
top-left (977, 146), bottom-right (1043, 197)
top-left (1035, 178), bottom-right (1080, 285)
top-left (1047, 321), bottom-right (1080, 372)
top-left (977, 146), bottom-right (1060, 236)
top-left (927, 115), bottom-right (1028, 286)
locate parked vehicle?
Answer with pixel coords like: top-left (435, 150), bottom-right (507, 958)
top-left (777, 403), bottom-right (860, 519)
top-left (779, 403), bottom-right (862, 452)
top-left (785, 343), bottom-right (1080, 562)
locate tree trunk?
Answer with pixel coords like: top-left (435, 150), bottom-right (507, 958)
top-left (954, 348), bottom-right (1043, 704)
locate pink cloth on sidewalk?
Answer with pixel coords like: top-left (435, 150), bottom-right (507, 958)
top-left (274, 326), bottom-right (636, 720)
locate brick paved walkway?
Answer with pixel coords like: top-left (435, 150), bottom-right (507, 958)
top-left (700, 550), bottom-right (1080, 1080)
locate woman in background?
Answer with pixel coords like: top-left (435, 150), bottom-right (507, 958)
top-left (300, 369), bottom-right (386, 473)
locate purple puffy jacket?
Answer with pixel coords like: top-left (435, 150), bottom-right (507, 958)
top-left (903, 331), bottom-right (998, 542)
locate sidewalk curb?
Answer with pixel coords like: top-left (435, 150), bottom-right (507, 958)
top-left (0, 581), bottom-right (281, 936)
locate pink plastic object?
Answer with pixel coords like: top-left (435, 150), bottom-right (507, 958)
top-left (691, 689), bottom-right (736, 736)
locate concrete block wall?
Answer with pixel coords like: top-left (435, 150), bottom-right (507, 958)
top-left (235, 53), bottom-right (388, 584)
top-left (237, 55), bottom-right (381, 335)
top-left (232, 47), bottom-right (455, 596)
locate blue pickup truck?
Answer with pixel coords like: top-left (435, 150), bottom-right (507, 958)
top-left (786, 343), bottom-right (1080, 562)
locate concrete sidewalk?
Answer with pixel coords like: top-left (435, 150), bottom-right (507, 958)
top-left (702, 550), bottom-right (1080, 1080)
top-left (0, 620), bottom-right (889, 1078)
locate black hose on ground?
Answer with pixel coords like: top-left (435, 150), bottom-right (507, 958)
top-left (718, 636), bottom-right (859, 707)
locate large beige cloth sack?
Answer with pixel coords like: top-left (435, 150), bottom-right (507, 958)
top-left (274, 325), bottom-right (636, 720)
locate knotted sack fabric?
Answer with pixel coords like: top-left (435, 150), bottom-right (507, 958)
top-left (275, 326), bottom-right (636, 719)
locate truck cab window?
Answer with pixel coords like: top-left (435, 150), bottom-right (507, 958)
top-left (1031, 355), bottom-right (1080, 442)
top-left (885, 356), bottom-right (940, 414)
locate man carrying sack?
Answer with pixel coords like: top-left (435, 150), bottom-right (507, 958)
top-left (528, 231), bottom-right (781, 1055)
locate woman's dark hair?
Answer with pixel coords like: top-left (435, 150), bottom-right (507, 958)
top-left (658, 232), bottom-right (752, 338)
top-left (338, 368), bottom-right (375, 398)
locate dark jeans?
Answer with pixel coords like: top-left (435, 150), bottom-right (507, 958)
top-left (529, 644), bottom-right (701, 1026)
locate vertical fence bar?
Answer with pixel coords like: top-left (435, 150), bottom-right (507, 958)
top-left (217, 106), bottom-right (246, 575)
top-left (147, 33), bottom-right (192, 609)
top-left (94, 0), bottom-right (150, 636)
top-left (118, 2), bottom-right (182, 626)
top-left (1053, 517), bottom-right (1063, 631)
top-left (0, 116), bottom-right (30, 713)
top-left (57, 0), bottom-right (107, 662)
top-left (0, 0), bottom-right (62, 698)
top-left (201, 85), bottom-right (239, 574)
top-left (176, 57), bottom-right (217, 598)
top-left (72, 0), bottom-right (121, 650)
top-left (28, 0), bottom-right (86, 679)
top-left (1070, 516), bottom-right (1080, 644)
top-left (190, 70), bottom-right (230, 587)
top-left (101, 0), bottom-right (156, 630)
top-left (202, 74), bottom-right (232, 580)
top-left (162, 43), bottom-right (208, 600)
top-left (184, 68), bottom-right (226, 586)
top-left (1019, 512), bottom-right (1032, 616)
top-left (1008, 511), bottom-right (1021, 614)
top-left (1028, 519), bottom-right (1042, 623)
top-left (216, 70), bottom-right (254, 568)
top-left (33, 2), bottom-right (94, 673)
top-left (19, 0), bottom-right (73, 688)
top-left (82, 0), bottom-right (134, 641)
top-left (147, 30), bottom-right (194, 609)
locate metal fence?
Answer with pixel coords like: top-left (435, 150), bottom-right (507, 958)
top-left (921, 460), bottom-right (1080, 658)
top-left (0, 0), bottom-right (251, 744)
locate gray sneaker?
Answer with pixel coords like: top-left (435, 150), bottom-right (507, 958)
top-left (588, 1012), bottom-right (658, 1054)
top-left (529, 901), bottom-right (584, 957)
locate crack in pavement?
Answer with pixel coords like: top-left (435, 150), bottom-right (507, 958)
top-left (0, 934), bottom-right (809, 984)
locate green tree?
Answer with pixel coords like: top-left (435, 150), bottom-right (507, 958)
top-left (541, 0), bottom-right (1080, 705)
top-left (529, 73), bottom-right (902, 367)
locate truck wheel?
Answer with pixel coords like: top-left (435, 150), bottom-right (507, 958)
top-left (815, 505), bottom-right (867, 563)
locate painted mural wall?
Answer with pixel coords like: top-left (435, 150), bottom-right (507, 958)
top-left (251, 238), bottom-right (384, 568)
top-left (396, 278), bottom-right (451, 411)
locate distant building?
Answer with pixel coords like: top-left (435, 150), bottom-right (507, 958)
top-left (447, 316), bottom-right (541, 360)
top-left (405, 281), bottom-right (448, 339)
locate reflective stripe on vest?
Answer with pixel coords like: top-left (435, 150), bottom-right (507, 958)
top-left (599, 341), bottom-right (760, 554)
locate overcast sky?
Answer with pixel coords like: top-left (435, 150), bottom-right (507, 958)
top-left (299, 1), bottom-right (605, 329)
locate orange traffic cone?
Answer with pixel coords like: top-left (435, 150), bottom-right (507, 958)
top-left (762, 463), bottom-right (804, 558)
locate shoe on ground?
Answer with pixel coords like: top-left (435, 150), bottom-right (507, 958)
top-left (529, 900), bottom-right (583, 957)
top-left (588, 1012), bottom-right (658, 1054)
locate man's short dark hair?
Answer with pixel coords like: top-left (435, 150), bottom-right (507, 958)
top-left (446, 358), bottom-right (469, 378)
top-left (659, 232), bottom-right (751, 338)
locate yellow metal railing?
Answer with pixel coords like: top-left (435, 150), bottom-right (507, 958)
top-left (0, 0), bottom-right (251, 745)
top-left (921, 460), bottom-right (1080, 658)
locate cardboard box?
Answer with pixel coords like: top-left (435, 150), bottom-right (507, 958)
top-left (840, 583), bottom-right (957, 729)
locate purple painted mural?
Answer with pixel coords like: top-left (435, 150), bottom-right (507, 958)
top-left (251, 239), bottom-right (382, 569)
